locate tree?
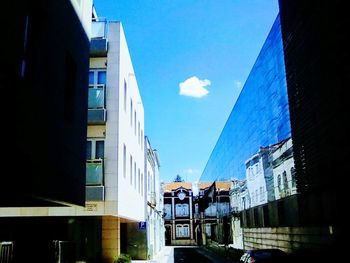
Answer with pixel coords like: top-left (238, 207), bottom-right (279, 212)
top-left (173, 174), bottom-right (184, 182)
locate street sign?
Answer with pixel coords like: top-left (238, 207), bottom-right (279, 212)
top-left (138, 221), bottom-right (146, 230)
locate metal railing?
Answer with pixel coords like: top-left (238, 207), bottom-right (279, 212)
top-left (0, 242), bottom-right (13, 263)
top-left (88, 84), bottom-right (105, 109)
top-left (86, 159), bottom-right (104, 185)
top-left (91, 20), bottom-right (107, 39)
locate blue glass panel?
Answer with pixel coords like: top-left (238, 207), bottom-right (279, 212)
top-left (89, 72), bottom-right (94, 85)
top-left (200, 15), bottom-right (292, 183)
top-left (98, 71), bottom-right (106, 84)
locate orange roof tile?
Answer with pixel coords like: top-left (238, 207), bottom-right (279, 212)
top-left (162, 182), bottom-right (193, 192)
top-left (198, 181), bottom-right (231, 191)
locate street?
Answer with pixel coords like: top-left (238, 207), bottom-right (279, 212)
top-left (173, 246), bottom-right (235, 263)
top-left (174, 247), bottom-right (212, 263)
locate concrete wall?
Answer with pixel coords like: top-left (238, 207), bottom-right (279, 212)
top-left (102, 217), bottom-right (120, 263)
top-left (243, 226), bottom-right (335, 254)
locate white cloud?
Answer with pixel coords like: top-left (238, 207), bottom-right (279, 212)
top-left (179, 76), bottom-right (211, 98)
top-left (185, 168), bottom-right (200, 175)
top-left (234, 80), bottom-right (243, 89)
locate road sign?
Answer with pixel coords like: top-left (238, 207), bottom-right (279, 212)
top-left (138, 221), bottom-right (146, 230)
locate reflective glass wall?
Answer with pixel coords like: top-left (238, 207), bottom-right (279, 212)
top-left (200, 15), bottom-right (295, 206)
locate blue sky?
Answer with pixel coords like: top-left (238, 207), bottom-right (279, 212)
top-left (94, 0), bottom-right (280, 183)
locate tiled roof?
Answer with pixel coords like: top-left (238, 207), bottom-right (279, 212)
top-left (162, 182), bottom-right (193, 192)
top-left (198, 181), bottom-right (231, 191)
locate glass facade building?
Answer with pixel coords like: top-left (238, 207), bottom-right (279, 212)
top-left (200, 15), bottom-right (292, 183)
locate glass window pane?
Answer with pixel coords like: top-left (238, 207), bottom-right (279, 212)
top-left (89, 72), bottom-right (94, 85)
top-left (97, 71), bottom-right (106, 84)
top-left (86, 141), bottom-right (92, 160)
top-left (95, 141), bottom-right (104, 159)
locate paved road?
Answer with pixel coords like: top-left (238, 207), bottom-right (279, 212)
top-left (174, 247), bottom-right (213, 263)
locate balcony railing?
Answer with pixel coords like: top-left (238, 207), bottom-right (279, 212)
top-left (88, 84), bottom-right (105, 109)
top-left (90, 20), bottom-right (108, 56)
top-left (91, 20), bottom-right (107, 38)
top-left (86, 186), bottom-right (104, 201)
top-left (88, 108), bottom-right (106, 124)
top-left (86, 159), bottom-right (103, 185)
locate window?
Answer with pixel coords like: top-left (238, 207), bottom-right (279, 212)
top-left (88, 70), bottom-right (106, 110)
top-left (130, 155), bottom-right (133, 184)
top-left (255, 189), bottom-right (258, 203)
top-left (138, 168), bottom-right (141, 193)
top-left (97, 71), bottom-right (106, 84)
top-left (86, 139), bottom-right (104, 160)
top-left (278, 174), bottom-right (282, 190)
top-left (124, 80), bottom-right (127, 112)
top-left (176, 204), bottom-right (189, 217)
top-left (283, 171), bottom-right (288, 189)
top-left (95, 141), bottom-right (104, 159)
top-left (205, 224), bottom-right (211, 237)
top-left (141, 130), bottom-right (144, 150)
top-left (134, 111), bottom-right (137, 135)
top-left (88, 72), bottom-right (94, 84)
top-left (138, 122), bottom-right (140, 144)
top-left (259, 186), bottom-right (264, 201)
top-left (291, 167), bottom-right (296, 187)
top-left (130, 99), bottom-right (133, 126)
top-left (89, 70), bottom-right (107, 85)
top-left (164, 204), bottom-right (172, 219)
top-left (148, 171), bottom-right (151, 193)
top-left (176, 224), bottom-right (190, 238)
top-left (86, 141), bottom-right (92, 159)
top-left (123, 145), bottom-right (126, 178)
top-left (141, 173), bottom-right (144, 195)
top-left (134, 162), bottom-right (136, 189)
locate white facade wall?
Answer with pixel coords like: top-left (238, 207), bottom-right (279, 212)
top-left (246, 155), bottom-right (268, 208)
top-left (145, 140), bottom-right (164, 259)
top-left (272, 138), bottom-right (296, 200)
top-left (105, 22), bottom-right (145, 222)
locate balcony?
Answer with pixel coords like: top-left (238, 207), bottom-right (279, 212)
top-left (88, 84), bottom-right (105, 108)
top-left (88, 84), bottom-right (106, 124)
top-left (88, 109), bottom-right (106, 124)
top-left (86, 159), bottom-right (103, 185)
top-left (86, 159), bottom-right (104, 201)
top-left (86, 186), bottom-right (104, 201)
top-left (90, 20), bottom-right (108, 57)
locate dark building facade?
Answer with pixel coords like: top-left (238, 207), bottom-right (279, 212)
top-left (195, 182), bottom-right (231, 246)
top-left (163, 182), bottom-right (195, 245)
top-left (1, 0), bottom-right (90, 262)
top-left (278, 0), bottom-right (347, 252)
top-left (1, 0), bottom-right (89, 206)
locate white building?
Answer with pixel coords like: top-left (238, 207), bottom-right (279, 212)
top-left (272, 138), bottom-right (297, 200)
top-left (245, 146), bottom-right (276, 208)
top-left (87, 19), bottom-right (146, 261)
top-left (229, 179), bottom-right (248, 250)
top-left (145, 137), bottom-right (164, 259)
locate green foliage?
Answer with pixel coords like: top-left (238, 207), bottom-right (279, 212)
top-left (114, 253), bottom-right (131, 263)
